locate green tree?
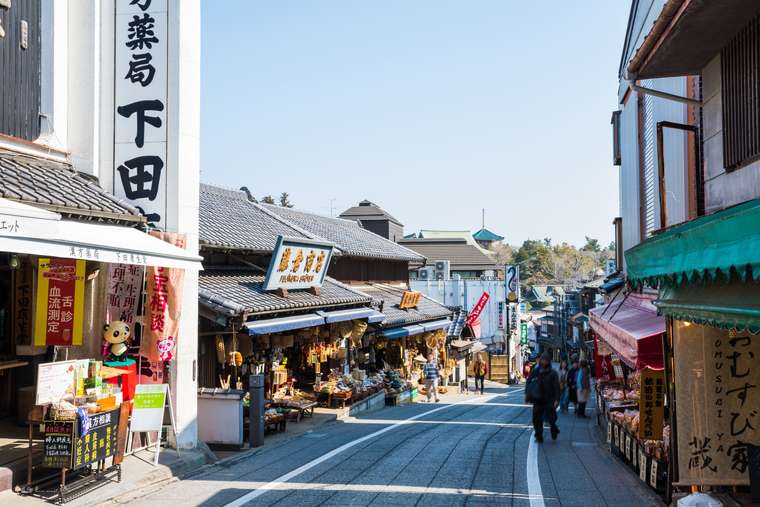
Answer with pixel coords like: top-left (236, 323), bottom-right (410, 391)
top-left (581, 236), bottom-right (601, 252)
top-left (279, 192), bottom-right (294, 208)
top-left (261, 195), bottom-right (276, 205)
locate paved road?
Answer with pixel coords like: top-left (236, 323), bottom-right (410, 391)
top-left (123, 384), bottom-right (662, 507)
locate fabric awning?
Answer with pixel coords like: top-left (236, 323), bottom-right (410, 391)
top-left (317, 308), bottom-right (378, 324)
top-left (0, 198), bottom-right (202, 270)
top-left (245, 314), bottom-right (325, 335)
top-left (421, 319), bottom-right (451, 332)
top-left (656, 282), bottom-right (760, 334)
top-left (381, 324), bottom-right (425, 340)
top-left (589, 293), bottom-right (665, 370)
top-left (626, 199), bottom-right (760, 289)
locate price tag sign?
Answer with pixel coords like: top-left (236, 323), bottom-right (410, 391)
top-left (625, 435), bottom-right (631, 460)
top-left (650, 459), bottom-right (658, 488)
top-left (639, 448), bottom-right (647, 481)
top-left (606, 422), bottom-right (611, 444)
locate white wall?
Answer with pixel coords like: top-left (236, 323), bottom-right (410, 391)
top-left (618, 93), bottom-right (640, 268)
top-left (701, 55), bottom-right (760, 214)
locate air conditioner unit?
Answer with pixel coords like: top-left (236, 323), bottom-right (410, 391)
top-left (433, 260), bottom-right (450, 281)
top-left (417, 267), bottom-right (434, 280)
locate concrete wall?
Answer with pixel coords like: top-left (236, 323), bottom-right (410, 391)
top-left (701, 54), bottom-right (760, 214)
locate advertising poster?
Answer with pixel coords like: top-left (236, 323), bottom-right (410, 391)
top-left (34, 258), bottom-right (85, 346)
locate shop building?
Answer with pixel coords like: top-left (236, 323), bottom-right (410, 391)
top-left (0, 0), bottom-right (202, 494)
top-left (600, 1), bottom-right (760, 503)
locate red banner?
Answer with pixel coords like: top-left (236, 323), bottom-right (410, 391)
top-left (140, 232), bottom-right (186, 365)
top-left (34, 258), bottom-right (85, 346)
top-left (466, 292), bottom-right (490, 326)
top-left (593, 331), bottom-right (616, 381)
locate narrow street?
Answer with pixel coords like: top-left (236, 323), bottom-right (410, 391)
top-left (115, 384), bottom-right (661, 507)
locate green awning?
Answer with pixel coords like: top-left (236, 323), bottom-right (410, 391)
top-left (656, 282), bottom-right (760, 334)
top-left (626, 199), bottom-right (760, 288)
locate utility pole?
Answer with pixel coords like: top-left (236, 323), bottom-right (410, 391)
top-left (329, 198), bottom-right (337, 217)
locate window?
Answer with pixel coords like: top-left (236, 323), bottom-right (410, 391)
top-left (613, 217), bottom-right (623, 271)
top-left (721, 14), bottom-right (760, 171)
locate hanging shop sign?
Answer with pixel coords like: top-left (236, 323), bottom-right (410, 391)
top-left (497, 302), bottom-right (505, 330)
top-left (520, 323), bottom-right (528, 345)
top-left (263, 235), bottom-right (334, 291)
top-left (33, 258), bottom-right (85, 346)
top-left (114, 0), bottom-right (169, 228)
top-left (466, 292), bottom-right (490, 326)
top-left (105, 263), bottom-right (144, 327)
top-left (673, 323), bottom-right (760, 485)
top-left (398, 291), bottom-right (421, 310)
top-left (639, 367), bottom-right (664, 440)
top-left (509, 303), bottom-right (519, 333)
top-left (506, 265), bottom-right (520, 302)
top-left (141, 231), bottom-right (185, 366)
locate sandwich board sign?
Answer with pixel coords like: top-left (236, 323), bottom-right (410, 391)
top-left (129, 383), bottom-right (176, 465)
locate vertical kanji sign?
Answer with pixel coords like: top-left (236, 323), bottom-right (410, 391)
top-left (34, 258), bottom-right (85, 346)
top-left (639, 367), bottom-right (664, 440)
top-left (105, 264), bottom-right (144, 327)
top-left (115, 0), bottom-right (168, 228)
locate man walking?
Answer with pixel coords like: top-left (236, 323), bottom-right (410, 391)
top-left (424, 353), bottom-right (440, 402)
top-left (525, 351), bottom-right (560, 443)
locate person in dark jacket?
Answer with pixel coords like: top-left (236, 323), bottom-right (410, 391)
top-left (526, 351), bottom-right (561, 443)
top-left (566, 357), bottom-right (579, 413)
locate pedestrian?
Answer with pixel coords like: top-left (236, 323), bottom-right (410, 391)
top-left (525, 351), bottom-right (560, 443)
top-left (567, 356), bottom-right (579, 413)
top-left (576, 358), bottom-right (591, 418)
top-left (423, 353), bottom-right (440, 403)
top-left (473, 353), bottom-right (488, 395)
top-left (558, 359), bottom-right (569, 413)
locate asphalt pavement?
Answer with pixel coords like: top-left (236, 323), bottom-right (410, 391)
top-left (109, 382), bottom-right (662, 507)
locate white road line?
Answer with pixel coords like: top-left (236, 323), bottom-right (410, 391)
top-left (527, 430), bottom-right (546, 507)
top-left (223, 389), bottom-right (517, 507)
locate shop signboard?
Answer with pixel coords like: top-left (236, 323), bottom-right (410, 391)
top-left (466, 292), bottom-right (490, 326)
top-left (263, 236), bottom-right (334, 291)
top-left (14, 260), bottom-right (34, 345)
top-left (141, 231), bottom-right (185, 373)
top-left (398, 291), bottom-right (421, 310)
top-left (33, 258), bottom-right (85, 346)
top-left (131, 383), bottom-right (168, 432)
top-left (674, 323), bottom-right (760, 485)
top-left (43, 421), bottom-right (74, 468)
top-left (505, 265), bottom-right (520, 302)
top-left (639, 367), bottom-right (664, 441)
top-left (73, 409), bottom-right (120, 469)
top-left (520, 323), bottom-right (528, 345)
top-left (497, 302), bottom-right (505, 330)
top-left (105, 263), bottom-right (144, 327)
top-left (114, 0), bottom-right (169, 228)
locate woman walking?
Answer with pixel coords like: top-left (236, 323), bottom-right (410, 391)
top-left (576, 358), bottom-right (591, 418)
top-left (558, 359), bottom-right (569, 413)
top-left (473, 354), bottom-right (488, 395)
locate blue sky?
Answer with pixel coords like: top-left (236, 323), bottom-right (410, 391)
top-left (201, 1), bottom-right (629, 248)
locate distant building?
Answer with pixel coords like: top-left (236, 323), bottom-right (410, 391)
top-left (472, 228), bottom-right (504, 250)
top-left (399, 237), bottom-right (499, 280)
top-left (338, 200), bottom-right (404, 242)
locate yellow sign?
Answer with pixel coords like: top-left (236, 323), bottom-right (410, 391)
top-left (639, 367), bottom-right (665, 441)
top-left (399, 291), bottom-right (421, 310)
top-left (34, 258), bottom-right (85, 346)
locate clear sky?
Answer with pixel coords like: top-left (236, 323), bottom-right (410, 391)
top-left (200, 1), bottom-right (629, 248)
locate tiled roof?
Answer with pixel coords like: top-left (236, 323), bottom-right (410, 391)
top-left (447, 308), bottom-right (467, 337)
top-left (339, 200), bottom-right (403, 226)
top-left (198, 268), bottom-right (372, 317)
top-left (199, 184), bottom-right (310, 252)
top-left (263, 205), bottom-right (423, 262)
top-left (0, 149), bottom-right (142, 223)
top-left (398, 238), bottom-right (498, 271)
top-left (472, 228), bottom-right (504, 242)
top-left (356, 283), bottom-right (452, 328)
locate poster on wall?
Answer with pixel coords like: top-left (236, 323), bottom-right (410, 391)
top-left (105, 263), bottom-right (144, 327)
top-left (114, 0), bottom-right (169, 228)
top-left (34, 258), bottom-right (85, 346)
top-left (139, 231), bottom-right (185, 384)
top-left (674, 322), bottom-right (760, 485)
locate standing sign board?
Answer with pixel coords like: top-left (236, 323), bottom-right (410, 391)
top-left (263, 236), bottom-right (334, 291)
top-left (43, 421), bottom-right (74, 468)
top-left (36, 360), bottom-right (88, 405)
top-left (129, 383), bottom-right (176, 465)
top-left (114, 0), bottom-right (169, 228)
top-left (34, 258), bottom-right (85, 346)
top-left (673, 323), bottom-right (760, 485)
